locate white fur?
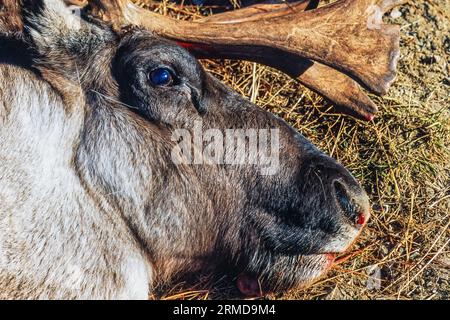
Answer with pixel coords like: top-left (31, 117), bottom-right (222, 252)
top-left (0, 65), bottom-right (152, 299)
top-left (320, 224), bottom-right (360, 253)
top-left (116, 256), bottom-right (152, 300)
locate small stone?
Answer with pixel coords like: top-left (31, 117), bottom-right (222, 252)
top-left (390, 8), bottom-right (402, 19)
top-left (380, 245), bottom-right (389, 255)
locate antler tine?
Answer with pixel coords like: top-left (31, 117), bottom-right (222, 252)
top-left (296, 61), bottom-right (379, 120)
top-left (198, 0), bottom-right (317, 24)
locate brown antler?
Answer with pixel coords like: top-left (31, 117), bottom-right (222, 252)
top-left (197, 0), bottom-right (319, 24)
top-left (195, 0), bottom-right (378, 119)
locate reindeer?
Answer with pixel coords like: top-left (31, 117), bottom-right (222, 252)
top-left (0, 0), bottom-right (402, 299)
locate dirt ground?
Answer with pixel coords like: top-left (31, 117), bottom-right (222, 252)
top-left (142, 0), bottom-right (450, 300)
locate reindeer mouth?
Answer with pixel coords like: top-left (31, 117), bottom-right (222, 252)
top-left (236, 253), bottom-right (337, 297)
top-left (233, 180), bottom-right (370, 297)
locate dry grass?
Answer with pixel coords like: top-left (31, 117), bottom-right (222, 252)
top-left (140, 0), bottom-right (450, 300)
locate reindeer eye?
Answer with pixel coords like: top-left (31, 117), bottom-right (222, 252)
top-left (149, 67), bottom-right (174, 87)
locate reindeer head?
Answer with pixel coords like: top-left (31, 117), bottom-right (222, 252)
top-left (0, 0), bottom-right (403, 297)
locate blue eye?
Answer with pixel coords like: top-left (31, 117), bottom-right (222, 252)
top-left (149, 68), bottom-right (174, 87)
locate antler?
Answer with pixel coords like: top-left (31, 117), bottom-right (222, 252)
top-left (194, 0), bottom-right (378, 120)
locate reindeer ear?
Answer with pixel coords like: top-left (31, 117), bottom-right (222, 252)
top-left (22, 0), bottom-right (109, 58)
top-left (23, 0), bottom-right (111, 70)
top-left (23, 0), bottom-right (84, 37)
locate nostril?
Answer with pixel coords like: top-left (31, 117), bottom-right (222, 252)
top-left (333, 180), bottom-right (362, 226)
top-left (357, 212), bottom-right (366, 225)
